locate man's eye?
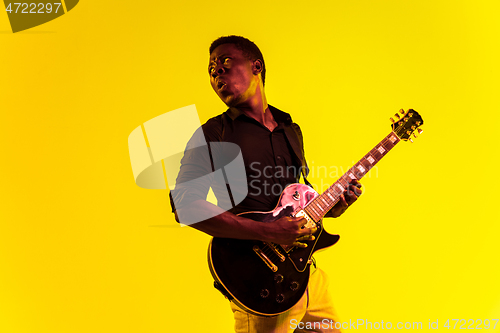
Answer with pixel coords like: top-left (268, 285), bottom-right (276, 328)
top-left (223, 58), bottom-right (230, 64)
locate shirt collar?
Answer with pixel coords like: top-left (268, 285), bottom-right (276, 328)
top-left (225, 105), bottom-right (292, 125)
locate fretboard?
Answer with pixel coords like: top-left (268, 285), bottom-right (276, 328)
top-left (304, 131), bottom-right (401, 222)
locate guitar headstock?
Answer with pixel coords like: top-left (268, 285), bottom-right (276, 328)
top-left (391, 109), bottom-right (424, 142)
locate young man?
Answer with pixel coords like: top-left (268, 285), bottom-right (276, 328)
top-left (170, 35), bottom-right (361, 333)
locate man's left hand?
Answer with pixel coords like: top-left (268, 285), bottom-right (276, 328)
top-left (325, 179), bottom-right (362, 218)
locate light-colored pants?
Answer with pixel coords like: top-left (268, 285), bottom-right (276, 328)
top-left (230, 267), bottom-right (341, 333)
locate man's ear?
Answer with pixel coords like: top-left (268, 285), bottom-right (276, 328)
top-left (252, 59), bottom-right (263, 75)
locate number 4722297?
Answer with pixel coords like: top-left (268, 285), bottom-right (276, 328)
top-left (5, 3), bottom-right (62, 14)
top-left (444, 319), bottom-right (499, 329)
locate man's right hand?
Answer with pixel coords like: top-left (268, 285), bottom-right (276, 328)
top-left (264, 216), bottom-right (317, 248)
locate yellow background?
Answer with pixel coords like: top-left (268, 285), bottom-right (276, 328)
top-left (1, 0), bottom-right (499, 332)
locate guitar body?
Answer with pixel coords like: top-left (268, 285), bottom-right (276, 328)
top-left (208, 183), bottom-right (340, 316)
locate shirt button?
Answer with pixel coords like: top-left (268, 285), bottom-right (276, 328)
top-left (277, 155), bottom-right (282, 160)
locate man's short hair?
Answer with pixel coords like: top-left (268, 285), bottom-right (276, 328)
top-left (209, 35), bottom-right (266, 85)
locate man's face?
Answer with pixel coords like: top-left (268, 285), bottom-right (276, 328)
top-left (208, 43), bottom-right (260, 107)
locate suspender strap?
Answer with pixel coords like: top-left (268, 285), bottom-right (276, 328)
top-left (283, 123), bottom-right (312, 188)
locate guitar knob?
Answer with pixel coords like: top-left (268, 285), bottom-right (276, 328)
top-left (276, 294), bottom-right (285, 303)
top-left (274, 274), bottom-right (284, 284)
top-left (260, 289), bottom-right (270, 298)
top-left (290, 281), bottom-right (300, 291)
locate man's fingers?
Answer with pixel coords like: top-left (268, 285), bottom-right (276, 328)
top-left (297, 217), bottom-right (308, 228)
top-left (340, 194), bottom-right (349, 208)
top-left (347, 183), bottom-right (362, 199)
top-left (350, 179), bottom-right (362, 188)
top-left (346, 180), bottom-right (362, 197)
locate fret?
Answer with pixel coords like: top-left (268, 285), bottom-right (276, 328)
top-left (309, 185), bottom-right (339, 218)
top-left (354, 164), bottom-right (366, 178)
top-left (380, 139), bottom-right (392, 151)
top-left (366, 154), bottom-right (376, 165)
top-left (388, 133), bottom-right (398, 144)
top-left (315, 197), bottom-right (327, 212)
top-left (328, 187), bottom-right (340, 200)
top-left (370, 147), bottom-right (383, 161)
top-left (325, 190), bottom-right (335, 202)
top-left (376, 145), bottom-right (386, 155)
top-left (303, 207), bottom-right (315, 221)
top-left (360, 158), bottom-right (373, 171)
top-left (338, 176), bottom-right (350, 187)
top-left (307, 205), bottom-right (321, 221)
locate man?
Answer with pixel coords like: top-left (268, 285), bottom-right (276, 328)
top-left (170, 35), bottom-right (361, 333)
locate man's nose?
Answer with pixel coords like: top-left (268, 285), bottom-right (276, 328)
top-left (211, 66), bottom-right (225, 78)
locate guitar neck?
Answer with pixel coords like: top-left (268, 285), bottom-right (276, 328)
top-left (303, 131), bottom-right (401, 222)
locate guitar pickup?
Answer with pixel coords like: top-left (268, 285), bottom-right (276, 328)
top-left (294, 209), bottom-right (316, 228)
top-left (253, 245), bottom-right (278, 272)
top-left (264, 242), bottom-right (286, 262)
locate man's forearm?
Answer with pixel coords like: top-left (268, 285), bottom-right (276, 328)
top-left (176, 200), bottom-right (267, 241)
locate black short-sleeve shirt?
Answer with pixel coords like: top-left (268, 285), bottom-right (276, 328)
top-left (171, 105), bottom-right (306, 216)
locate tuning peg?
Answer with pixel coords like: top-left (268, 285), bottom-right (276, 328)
top-left (395, 113), bottom-right (401, 120)
top-left (417, 128), bottom-right (423, 134)
top-left (413, 133), bottom-right (417, 138)
top-left (390, 117), bottom-right (395, 123)
top-left (400, 109), bottom-right (405, 115)
top-left (409, 138), bottom-right (414, 143)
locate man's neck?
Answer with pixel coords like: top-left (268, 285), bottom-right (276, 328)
top-left (235, 87), bottom-right (276, 131)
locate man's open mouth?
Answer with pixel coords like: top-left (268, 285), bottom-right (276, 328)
top-left (217, 81), bottom-right (226, 90)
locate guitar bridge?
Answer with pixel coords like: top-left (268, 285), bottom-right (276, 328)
top-left (253, 245), bottom-right (278, 272)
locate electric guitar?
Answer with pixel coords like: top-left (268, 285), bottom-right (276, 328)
top-left (208, 109), bottom-right (424, 316)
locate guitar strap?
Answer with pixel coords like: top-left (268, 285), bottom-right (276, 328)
top-left (283, 123), bottom-right (313, 189)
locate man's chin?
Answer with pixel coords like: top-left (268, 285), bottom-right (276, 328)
top-left (220, 95), bottom-right (237, 107)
